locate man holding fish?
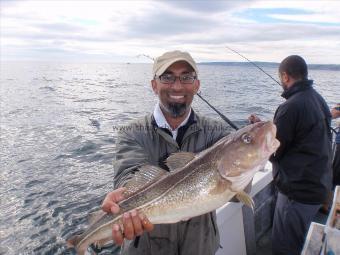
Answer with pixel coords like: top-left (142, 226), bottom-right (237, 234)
top-left (67, 51), bottom-right (280, 255)
top-left (103, 50), bottom-right (231, 255)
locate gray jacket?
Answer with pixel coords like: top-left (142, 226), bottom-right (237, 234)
top-left (114, 111), bottom-right (230, 255)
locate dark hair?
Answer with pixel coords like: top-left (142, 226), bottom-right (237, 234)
top-left (279, 55), bottom-right (308, 80)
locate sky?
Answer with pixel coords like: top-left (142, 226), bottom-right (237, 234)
top-left (1, 0), bottom-right (340, 64)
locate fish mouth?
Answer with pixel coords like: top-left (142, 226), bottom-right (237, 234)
top-left (263, 124), bottom-right (279, 154)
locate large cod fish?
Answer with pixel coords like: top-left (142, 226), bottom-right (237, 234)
top-left (67, 121), bottom-right (279, 254)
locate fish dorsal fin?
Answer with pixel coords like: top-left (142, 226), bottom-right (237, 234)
top-left (87, 210), bottom-right (106, 225)
top-left (123, 164), bottom-right (168, 197)
top-left (165, 152), bottom-right (195, 171)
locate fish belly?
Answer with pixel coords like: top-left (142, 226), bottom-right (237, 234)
top-left (142, 167), bottom-right (234, 224)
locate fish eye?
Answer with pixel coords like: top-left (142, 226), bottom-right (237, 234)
top-left (241, 133), bottom-right (252, 144)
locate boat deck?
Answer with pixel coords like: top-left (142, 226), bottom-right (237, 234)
top-left (256, 211), bottom-right (328, 255)
top-left (216, 162), bottom-right (329, 255)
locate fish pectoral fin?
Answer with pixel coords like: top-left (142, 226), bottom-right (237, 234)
top-left (165, 152), bottom-right (195, 171)
top-left (236, 191), bottom-right (255, 211)
top-left (87, 210), bottom-right (107, 225)
top-left (124, 165), bottom-right (168, 197)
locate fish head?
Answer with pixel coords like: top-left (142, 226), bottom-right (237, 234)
top-left (217, 121), bottom-right (280, 190)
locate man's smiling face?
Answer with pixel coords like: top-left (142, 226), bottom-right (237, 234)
top-left (151, 61), bottom-right (200, 118)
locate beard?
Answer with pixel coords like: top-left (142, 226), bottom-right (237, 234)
top-left (280, 78), bottom-right (289, 91)
top-left (161, 102), bottom-right (188, 118)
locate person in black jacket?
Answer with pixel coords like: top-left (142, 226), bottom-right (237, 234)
top-left (249, 55), bottom-right (332, 255)
top-left (331, 104), bottom-right (340, 186)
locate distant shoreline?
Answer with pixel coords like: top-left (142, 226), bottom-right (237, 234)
top-left (199, 62), bottom-right (340, 71)
top-left (2, 61), bottom-right (340, 71)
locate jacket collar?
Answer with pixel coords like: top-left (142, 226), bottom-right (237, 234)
top-left (153, 103), bottom-right (192, 139)
top-left (151, 106), bottom-right (197, 130)
top-left (151, 108), bottom-right (199, 147)
top-left (281, 79), bottom-right (313, 99)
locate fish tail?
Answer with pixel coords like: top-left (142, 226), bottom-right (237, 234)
top-left (67, 234), bottom-right (88, 255)
top-left (66, 234), bottom-right (82, 248)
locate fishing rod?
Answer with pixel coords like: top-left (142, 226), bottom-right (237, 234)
top-left (136, 54), bottom-right (155, 61)
top-left (225, 48), bottom-right (340, 129)
top-left (196, 91), bottom-right (239, 130)
top-left (226, 46), bottom-right (281, 87)
top-left (137, 53), bottom-right (240, 130)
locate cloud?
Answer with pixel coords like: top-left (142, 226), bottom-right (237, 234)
top-left (269, 14), bottom-right (340, 24)
top-left (160, 1), bottom-right (249, 13)
top-left (123, 11), bottom-right (218, 37)
top-left (246, 1), bottom-right (340, 24)
top-left (37, 22), bottom-right (84, 32)
top-left (237, 7), bottom-right (340, 25)
top-left (1, 0), bottom-right (340, 64)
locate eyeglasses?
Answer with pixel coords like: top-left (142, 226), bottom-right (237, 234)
top-left (156, 73), bottom-right (197, 84)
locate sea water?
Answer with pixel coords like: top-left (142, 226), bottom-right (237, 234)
top-left (0, 62), bottom-right (339, 254)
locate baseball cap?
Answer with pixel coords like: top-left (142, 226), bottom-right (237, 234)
top-left (152, 50), bottom-right (198, 77)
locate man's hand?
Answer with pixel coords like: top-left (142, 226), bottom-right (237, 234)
top-left (248, 114), bottom-right (261, 124)
top-left (101, 187), bottom-right (126, 214)
top-left (101, 188), bottom-right (154, 246)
